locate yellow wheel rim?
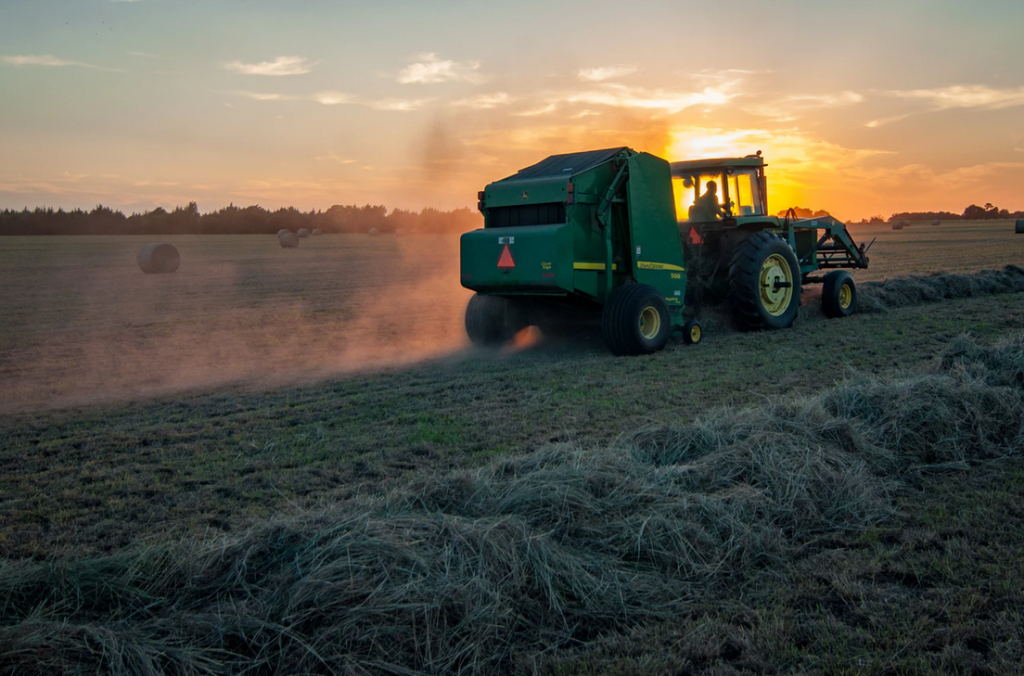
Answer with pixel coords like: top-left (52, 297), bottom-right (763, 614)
top-left (759, 253), bottom-right (794, 316)
top-left (839, 283), bottom-right (852, 309)
top-left (690, 325), bottom-right (701, 343)
top-left (639, 306), bottom-right (661, 339)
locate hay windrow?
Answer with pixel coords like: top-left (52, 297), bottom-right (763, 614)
top-left (1, 335), bottom-right (1023, 675)
top-left (856, 264), bottom-right (1024, 313)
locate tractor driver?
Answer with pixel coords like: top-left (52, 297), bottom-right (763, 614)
top-left (693, 180), bottom-right (725, 220)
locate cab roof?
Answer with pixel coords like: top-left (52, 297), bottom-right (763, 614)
top-left (669, 155), bottom-right (765, 176)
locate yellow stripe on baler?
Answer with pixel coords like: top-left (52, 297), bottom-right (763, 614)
top-left (636, 261), bottom-right (685, 271)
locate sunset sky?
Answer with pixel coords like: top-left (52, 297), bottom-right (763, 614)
top-left (2, 0), bottom-right (1023, 221)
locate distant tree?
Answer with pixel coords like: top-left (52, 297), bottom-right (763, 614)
top-left (776, 206), bottom-right (831, 219)
top-left (962, 204), bottom-right (1005, 220)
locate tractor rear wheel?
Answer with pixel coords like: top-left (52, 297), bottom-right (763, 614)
top-left (727, 232), bottom-right (801, 331)
top-left (601, 283), bottom-right (671, 356)
top-left (465, 294), bottom-right (523, 347)
top-left (822, 270), bottom-right (856, 318)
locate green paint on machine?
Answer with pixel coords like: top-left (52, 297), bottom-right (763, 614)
top-left (461, 147), bottom-right (870, 355)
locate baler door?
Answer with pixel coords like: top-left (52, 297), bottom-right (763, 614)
top-left (626, 153), bottom-right (688, 310)
top-left (460, 224), bottom-right (573, 294)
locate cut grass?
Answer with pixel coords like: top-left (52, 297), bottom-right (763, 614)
top-left (1, 333), bottom-right (1022, 675)
top-left (3, 288), bottom-right (1024, 560)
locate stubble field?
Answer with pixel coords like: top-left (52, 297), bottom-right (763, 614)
top-left (1, 219), bottom-right (1024, 674)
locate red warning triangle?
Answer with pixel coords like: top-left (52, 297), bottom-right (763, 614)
top-left (497, 244), bottom-right (516, 269)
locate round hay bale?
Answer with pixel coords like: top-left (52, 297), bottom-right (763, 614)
top-left (278, 231), bottom-right (299, 248)
top-left (932, 219), bottom-right (941, 226)
top-left (368, 227), bottom-right (380, 236)
top-left (311, 228), bottom-right (323, 236)
top-left (1016, 220), bottom-right (1024, 234)
top-left (137, 242), bottom-right (180, 274)
top-left (891, 222), bottom-right (904, 230)
top-left (277, 228), bottom-right (291, 236)
top-left (296, 228), bottom-right (310, 238)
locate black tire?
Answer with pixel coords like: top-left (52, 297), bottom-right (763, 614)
top-left (726, 231), bottom-right (801, 331)
top-left (822, 270), bottom-right (856, 318)
top-left (682, 318), bottom-right (702, 345)
top-left (465, 294), bottom-right (523, 347)
top-left (601, 283), bottom-right (671, 356)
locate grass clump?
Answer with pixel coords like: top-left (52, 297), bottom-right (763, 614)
top-left (1, 335), bottom-right (1023, 675)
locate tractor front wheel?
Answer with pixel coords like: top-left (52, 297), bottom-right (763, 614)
top-left (465, 294), bottom-right (523, 347)
top-left (682, 318), bottom-right (703, 345)
top-left (601, 283), bottom-right (671, 356)
top-left (822, 270), bottom-right (856, 318)
top-left (727, 232), bottom-right (801, 331)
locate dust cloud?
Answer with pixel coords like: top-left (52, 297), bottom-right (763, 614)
top-left (0, 234), bottom-right (474, 415)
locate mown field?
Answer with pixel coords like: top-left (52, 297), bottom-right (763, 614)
top-left (1, 219), bottom-right (1024, 674)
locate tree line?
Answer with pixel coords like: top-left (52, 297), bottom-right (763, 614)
top-left (780, 203), bottom-right (1024, 224)
top-left (0, 202), bottom-right (483, 236)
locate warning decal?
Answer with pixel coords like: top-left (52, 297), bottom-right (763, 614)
top-left (497, 244), bottom-right (516, 269)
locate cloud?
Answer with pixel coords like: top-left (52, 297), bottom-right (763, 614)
top-left (235, 89), bottom-right (427, 112)
top-left (1, 54), bottom-right (120, 71)
top-left (452, 92), bottom-right (512, 109)
top-left (564, 82), bottom-right (738, 113)
top-left (577, 65), bottom-right (638, 82)
top-left (314, 153), bottom-right (357, 164)
top-left (890, 84), bottom-right (1024, 110)
top-left (311, 91), bottom-right (429, 111)
top-left (311, 91), bottom-right (355, 105)
top-left (224, 56), bottom-right (317, 76)
top-left (397, 53), bottom-right (488, 85)
top-left (745, 91), bottom-right (864, 121)
top-left (129, 51), bottom-right (157, 59)
top-left (514, 103), bottom-right (558, 117)
top-left (232, 90), bottom-right (301, 101)
top-left (367, 98), bottom-right (432, 112)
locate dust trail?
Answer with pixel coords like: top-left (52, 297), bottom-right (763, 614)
top-left (0, 234), bottom-right (473, 414)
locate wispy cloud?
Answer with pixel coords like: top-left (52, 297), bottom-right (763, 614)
top-left (224, 56), bottom-right (317, 76)
top-left (514, 103), bottom-right (558, 117)
top-left (314, 153), bottom-right (357, 164)
top-left (564, 82), bottom-right (738, 113)
top-left (864, 84), bottom-right (1024, 127)
top-left (397, 53), bottom-right (488, 85)
top-left (232, 90), bottom-right (301, 101)
top-left (452, 92), bottom-right (512, 109)
top-left (577, 65), bottom-right (638, 82)
top-left (746, 91), bottom-right (863, 121)
top-left (311, 91), bottom-right (355, 105)
top-left (367, 98), bottom-right (432, 111)
top-left (1, 54), bottom-right (121, 72)
top-left (890, 84), bottom-right (1024, 111)
top-left (129, 51), bottom-right (157, 59)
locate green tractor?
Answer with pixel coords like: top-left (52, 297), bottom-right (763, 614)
top-left (460, 147), bottom-right (871, 355)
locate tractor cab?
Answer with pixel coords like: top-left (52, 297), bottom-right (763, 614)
top-left (670, 152), bottom-right (768, 224)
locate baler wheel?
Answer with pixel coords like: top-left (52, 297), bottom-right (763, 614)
top-left (822, 270), bottom-right (857, 318)
top-left (682, 319), bottom-right (702, 345)
top-left (727, 232), bottom-right (801, 331)
top-left (465, 293), bottom-right (522, 347)
top-left (601, 283), bottom-right (670, 356)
